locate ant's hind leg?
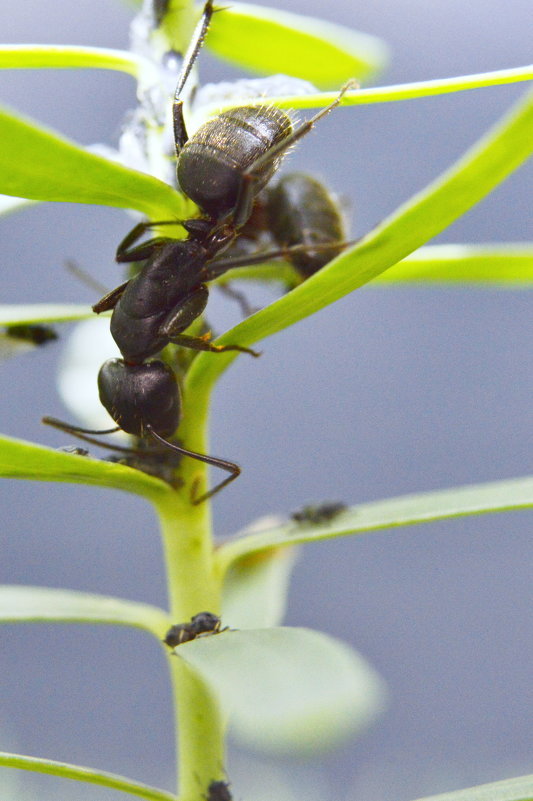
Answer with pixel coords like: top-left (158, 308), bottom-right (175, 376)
top-left (173, 0), bottom-right (215, 153)
top-left (147, 425), bottom-right (240, 504)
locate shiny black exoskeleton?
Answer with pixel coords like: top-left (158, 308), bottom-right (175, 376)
top-left (163, 611), bottom-right (225, 648)
top-left (206, 780), bottom-right (232, 801)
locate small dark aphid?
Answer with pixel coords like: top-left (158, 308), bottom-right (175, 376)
top-left (58, 445), bottom-right (90, 456)
top-left (291, 501), bottom-right (347, 525)
top-left (206, 780), bottom-right (232, 801)
top-left (163, 611), bottom-right (225, 647)
top-left (6, 324), bottom-right (58, 346)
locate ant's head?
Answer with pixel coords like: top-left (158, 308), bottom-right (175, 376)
top-left (98, 359), bottom-right (181, 438)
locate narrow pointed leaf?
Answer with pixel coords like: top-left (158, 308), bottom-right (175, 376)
top-left (0, 434), bottom-right (173, 503)
top-left (185, 87), bottom-right (533, 405)
top-left (219, 244), bottom-right (533, 288)
top-left (0, 106), bottom-right (184, 217)
top-left (175, 627), bottom-right (385, 754)
top-left (0, 45), bottom-right (147, 78)
top-left (0, 752), bottom-right (176, 801)
top-left (0, 586), bottom-right (170, 637)
top-left (0, 304), bottom-right (95, 325)
top-left (210, 65), bottom-right (533, 115)
top-left (411, 774), bottom-right (533, 801)
top-left (217, 476), bottom-right (533, 572)
top-left (205, 2), bottom-right (387, 88)
top-left (374, 243), bottom-right (533, 285)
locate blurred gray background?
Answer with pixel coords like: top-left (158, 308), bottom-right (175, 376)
top-left (0, 1), bottom-right (531, 800)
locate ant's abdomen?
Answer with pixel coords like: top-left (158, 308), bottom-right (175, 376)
top-left (177, 105), bottom-right (292, 218)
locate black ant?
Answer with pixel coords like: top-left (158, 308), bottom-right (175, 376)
top-left (206, 780), bottom-right (232, 801)
top-left (163, 611), bottom-right (227, 648)
top-left (45, 0), bottom-right (356, 502)
top-left (219, 171), bottom-right (348, 313)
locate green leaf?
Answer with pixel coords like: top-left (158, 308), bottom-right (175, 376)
top-left (411, 774), bottom-right (533, 801)
top-left (0, 752), bottom-right (176, 801)
top-left (375, 244), bottom-right (533, 286)
top-left (0, 44), bottom-right (146, 78)
top-left (217, 476), bottom-right (533, 572)
top-left (204, 2), bottom-right (387, 88)
top-left (175, 627), bottom-right (386, 754)
top-left (0, 433), bottom-right (173, 504)
top-left (0, 586), bottom-right (170, 638)
top-left (209, 64), bottom-right (533, 115)
top-left (221, 538), bottom-right (299, 628)
top-left (219, 244), bottom-right (533, 288)
top-left (0, 105), bottom-right (184, 217)
top-left (0, 304), bottom-right (95, 325)
top-left (184, 87), bottom-right (533, 406)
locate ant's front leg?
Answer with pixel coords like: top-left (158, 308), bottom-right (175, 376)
top-left (116, 220), bottom-right (184, 263)
top-left (160, 285), bottom-right (260, 357)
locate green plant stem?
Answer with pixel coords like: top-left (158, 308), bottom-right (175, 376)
top-left (156, 489), bottom-right (226, 800)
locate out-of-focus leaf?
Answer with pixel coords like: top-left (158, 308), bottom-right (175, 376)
top-left (411, 774), bottom-right (533, 801)
top-left (0, 434), bottom-right (172, 504)
top-left (221, 529), bottom-right (299, 628)
top-left (0, 586), bottom-right (169, 638)
top-left (0, 304), bottom-right (95, 325)
top-left (205, 2), bottom-right (388, 88)
top-left (175, 627), bottom-right (385, 754)
top-left (217, 476), bottom-right (533, 572)
top-left (217, 244), bottom-right (533, 289)
top-left (0, 105), bottom-right (184, 217)
top-left (0, 44), bottom-right (146, 78)
top-left (0, 752), bottom-right (176, 801)
top-left (376, 243), bottom-right (533, 285)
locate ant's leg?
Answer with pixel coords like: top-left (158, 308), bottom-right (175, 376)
top-left (169, 332), bottom-right (260, 357)
top-left (65, 260), bottom-right (109, 295)
top-left (217, 283), bottom-right (259, 317)
top-left (207, 238), bottom-right (354, 278)
top-left (232, 80), bottom-right (358, 229)
top-left (147, 425), bottom-right (240, 504)
top-left (41, 417), bottom-right (136, 453)
top-left (92, 279), bottom-right (130, 314)
top-left (116, 220), bottom-right (185, 263)
top-left (161, 286), bottom-right (260, 356)
top-left (173, 0), bottom-right (215, 154)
